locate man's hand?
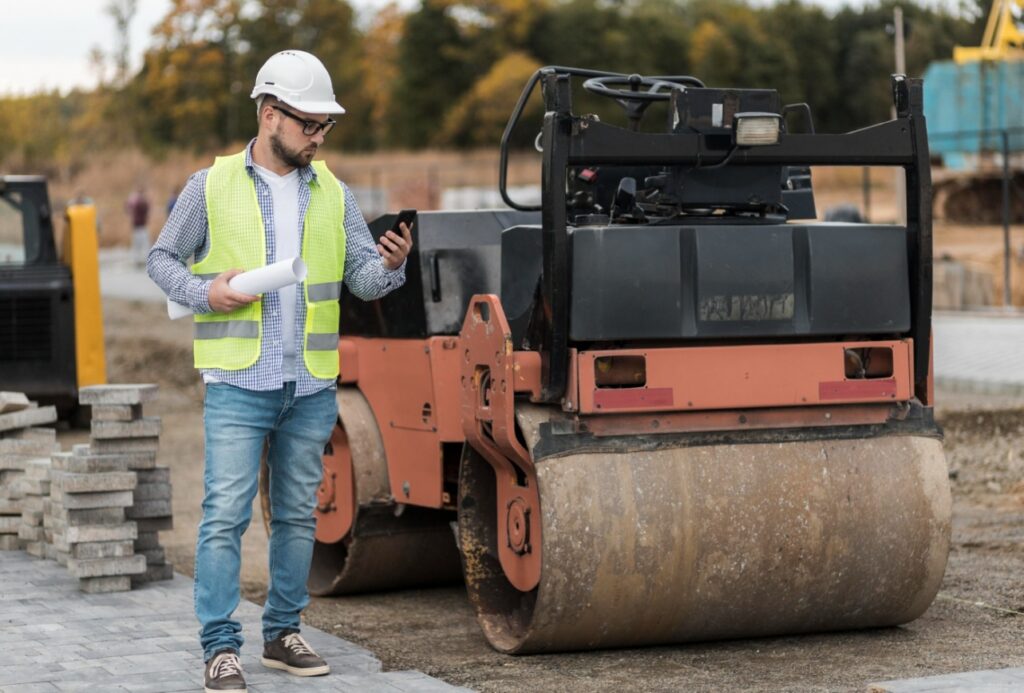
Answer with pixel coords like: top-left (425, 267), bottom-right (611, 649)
top-left (377, 221), bottom-right (414, 270)
top-left (208, 269), bottom-right (260, 313)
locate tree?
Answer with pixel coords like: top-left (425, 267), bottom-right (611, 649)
top-left (438, 51), bottom-right (543, 147)
top-left (389, 0), bottom-right (480, 147)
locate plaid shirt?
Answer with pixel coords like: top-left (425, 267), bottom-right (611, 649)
top-left (147, 140), bottom-right (406, 396)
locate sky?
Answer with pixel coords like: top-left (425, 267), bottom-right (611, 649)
top-left (0, 0), bottom-right (967, 96)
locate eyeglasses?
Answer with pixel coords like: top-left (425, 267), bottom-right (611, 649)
top-left (272, 106), bottom-right (336, 137)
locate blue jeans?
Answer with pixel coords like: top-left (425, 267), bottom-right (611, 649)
top-left (195, 382), bottom-right (337, 661)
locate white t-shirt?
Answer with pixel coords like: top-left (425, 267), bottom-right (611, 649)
top-left (253, 163), bottom-right (300, 382)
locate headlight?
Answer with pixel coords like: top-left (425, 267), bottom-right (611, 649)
top-left (733, 112), bottom-right (782, 146)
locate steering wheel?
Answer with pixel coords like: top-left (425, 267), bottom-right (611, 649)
top-left (582, 74), bottom-right (703, 128)
top-left (583, 74), bottom-right (697, 102)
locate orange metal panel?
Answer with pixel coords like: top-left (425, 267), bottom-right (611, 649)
top-left (338, 339), bottom-right (358, 383)
top-left (513, 351), bottom-right (543, 399)
top-left (343, 337), bottom-right (444, 508)
top-left (576, 340), bottom-right (914, 415)
top-left (428, 337), bottom-right (465, 442)
top-left (314, 422), bottom-right (354, 543)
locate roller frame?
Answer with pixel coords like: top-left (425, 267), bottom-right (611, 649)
top-left (460, 295), bottom-right (543, 592)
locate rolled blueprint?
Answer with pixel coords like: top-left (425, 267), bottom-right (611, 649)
top-left (166, 257), bottom-right (308, 320)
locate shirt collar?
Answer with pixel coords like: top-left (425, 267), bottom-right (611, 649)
top-left (244, 138), bottom-right (317, 185)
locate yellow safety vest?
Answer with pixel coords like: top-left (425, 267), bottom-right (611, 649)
top-left (191, 151), bottom-right (346, 379)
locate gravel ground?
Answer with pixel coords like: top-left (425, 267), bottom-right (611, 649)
top-left (82, 298), bottom-right (1024, 692)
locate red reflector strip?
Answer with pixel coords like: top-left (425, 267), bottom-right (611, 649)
top-left (593, 387), bottom-right (674, 410)
top-left (819, 379), bottom-right (897, 400)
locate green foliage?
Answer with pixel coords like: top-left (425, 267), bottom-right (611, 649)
top-left (0, 0), bottom-right (991, 166)
top-left (438, 51), bottom-right (544, 147)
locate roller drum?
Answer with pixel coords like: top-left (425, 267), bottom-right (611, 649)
top-left (459, 404), bottom-right (951, 653)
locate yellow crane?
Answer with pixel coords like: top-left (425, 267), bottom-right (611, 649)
top-left (954, 0), bottom-right (1024, 63)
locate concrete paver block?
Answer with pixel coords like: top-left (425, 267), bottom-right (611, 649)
top-left (89, 404), bottom-right (142, 422)
top-left (0, 534), bottom-right (22, 549)
top-left (134, 531), bottom-right (161, 551)
top-left (135, 468), bottom-right (170, 485)
top-left (134, 516), bottom-right (174, 532)
top-left (140, 547), bottom-right (166, 564)
top-left (80, 575), bottom-right (132, 594)
top-left (20, 478), bottom-right (50, 495)
top-left (71, 445), bottom-right (158, 470)
top-left (53, 523), bottom-right (137, 551)
top-left (72, 540), bottom-right (136, 560)
top-left (5, 427), bottom-right (57, 442)
top-left (0, 406), bottom-right (58, 433)
top-left (0, 456), bottom-right (32, 471)
top-left (54, 451), bottom-right (128, 474)
top-left (25, 460), bottom-right (51, 479)
top-left (78, 384), bottom-right (159, 406)
top-left (51, 471), bottom-right (137, 494)
top-left (126, 500), bottom-right (172, 519)
top-left (91, 417), bottom-right (162, 440)
top-left (0, 391), bottom-right (32, 413)
top-left (48, 506), bottom-right (126, 526)
top-left (67, 554), bottom-right (146, 578)
top-left (0, 438), bottom-right (59, 455)
top-left (89, 437), bottom-right (160, 454)
top-left (133, 482), bottom-right (172, 501)
top-left (18, 525), bottom-right (44, 541)
top-left (58, 490), bottom-right (134, 510)
top-left (21, 508), bottom-right (44, 523)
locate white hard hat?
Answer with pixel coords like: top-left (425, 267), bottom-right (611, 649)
top-left (251, 50), bottom-right (346, 115)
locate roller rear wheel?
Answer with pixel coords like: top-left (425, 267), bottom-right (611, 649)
top-left (309, 388), bottom-right (461, 596)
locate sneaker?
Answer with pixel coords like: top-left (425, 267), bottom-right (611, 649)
top-left (204, 649), bottom-right (246, 692)
top-left (261, 629), bottom-right (330, 677)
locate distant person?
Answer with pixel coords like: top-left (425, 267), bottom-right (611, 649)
top-left (124, 185), bottom-right (150, 266)
top-left (166, 186), bottom-right (179, 217)
top-left (147, 49), bottom-right (413, 692)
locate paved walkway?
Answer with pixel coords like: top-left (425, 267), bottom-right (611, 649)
top-left (0, 550), bottom-right (468, 693)
top-left (934, 311), bottom-right (1024, 396)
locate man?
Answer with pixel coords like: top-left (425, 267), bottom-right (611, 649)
top-left (125, 185), bottom-right (150, 266)
top-left (147, 50), bottom-right (413, 692)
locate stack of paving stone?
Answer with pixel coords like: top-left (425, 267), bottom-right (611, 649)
top-left (18, 456), bottom-right (54, 556)
top-left (46, 449), bottom-right (144, 591)
top-left (80, 384), bottom-right (174, 586)
top-left (0, 392), bottom-right (59, 551)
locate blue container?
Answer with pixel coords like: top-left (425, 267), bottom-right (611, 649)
top-left (923, 59), bottom-right (1024, 169)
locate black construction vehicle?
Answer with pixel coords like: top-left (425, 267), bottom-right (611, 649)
top-left (0, 175), bottom-right (106, 413)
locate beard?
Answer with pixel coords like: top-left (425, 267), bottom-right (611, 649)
top-left (270, 128), bottom-right (317, 169)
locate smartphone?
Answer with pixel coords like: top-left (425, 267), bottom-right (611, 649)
top-left (391, 208), bottom-right (417, 234)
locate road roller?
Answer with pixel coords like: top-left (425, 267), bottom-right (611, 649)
top-left (309, 67), bottom-right (951, 654)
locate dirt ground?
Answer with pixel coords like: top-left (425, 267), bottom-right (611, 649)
top-left (66, 296), bottom-right (1024, 693)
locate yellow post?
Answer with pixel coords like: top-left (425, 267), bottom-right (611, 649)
top-left (64, 204), bottom-right (107, 388)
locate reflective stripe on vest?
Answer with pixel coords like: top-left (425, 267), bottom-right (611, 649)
top-left (307, 280), bottom-right (343, 302)
top-left (195, 321), bottom-right (260, 339)
top-left (306, 333), bottom-right (340, 351)
top-left (191, 151), bottom-right (346, 378)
